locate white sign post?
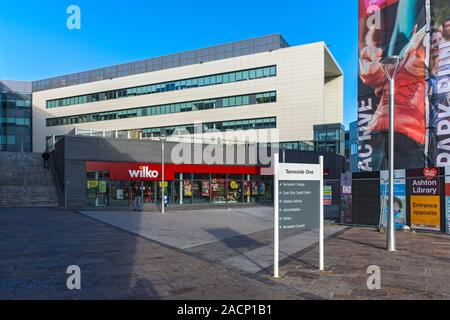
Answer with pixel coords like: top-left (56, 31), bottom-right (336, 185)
top-left (274, 153), bottom-right (280, 278)
top-left (319, 156), bottom-right (324, 271)
top-left (273, 155), bottom-right (324, 278)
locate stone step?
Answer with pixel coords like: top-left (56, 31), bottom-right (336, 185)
top-left (0, 152), bottom-right (60, 208)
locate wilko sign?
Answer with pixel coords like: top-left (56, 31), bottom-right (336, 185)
top-left (85, 162), bottom-right (167, 181)
top-left (111, 163), bottom-right (162, 181)
top-left (128, 166), bottom-right (159, 179)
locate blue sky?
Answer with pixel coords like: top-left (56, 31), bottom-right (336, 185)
top-left (0, 0), bottom-right (358, 127)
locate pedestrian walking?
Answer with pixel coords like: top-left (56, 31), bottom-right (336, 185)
top-left (41, 150), bottom-right (50, 170)
top-left (133, 196), bottom-right (143, 212)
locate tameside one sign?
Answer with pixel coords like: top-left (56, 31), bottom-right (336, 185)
top-left (278, 163), bottom-right (321, 230)
top-left (273, 158), bottom-right (324, 277)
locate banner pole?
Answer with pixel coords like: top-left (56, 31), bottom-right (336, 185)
top-left (319, 156), bottom-right (324, 271)
top-left (274, 153), bottom-right (279, 278)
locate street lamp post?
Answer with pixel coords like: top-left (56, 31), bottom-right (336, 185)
top-left (160, 130), bottom-right (167, 214)
top-left (380, 55), bottom-right (403, 252)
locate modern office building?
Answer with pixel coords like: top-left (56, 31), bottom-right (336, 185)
top-left (0, 80), bottom-right (32, 152)
top-left (31, 34), bottom-right (344, 152)
top-left (0, 35), bottom-right (346, 210)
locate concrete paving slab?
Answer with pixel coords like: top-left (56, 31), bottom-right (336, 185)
top-left (81, 207), bottom-right (274, 249)
top-left (222, 225), bottom-right (346, 273)
top-left (82, 207), bottom-right (346, 274)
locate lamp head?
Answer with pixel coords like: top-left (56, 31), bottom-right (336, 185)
top-left (380, 55), bottom-right (404, 80)
top-left (159, 129), bottom-right (167, 142)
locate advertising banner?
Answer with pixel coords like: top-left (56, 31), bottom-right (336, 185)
top-left (340, 172), bottom-right (353, 223)
top-left (428, 1), bottom-right (450, 167)
top-left (358, 0), bottom-right (427, 171)
top-left (407, 168), bottom-right (441, 231)
top-left (446, 167), bottom-right (450, 233)
top-left (379, 169), bottom-right (407, 229)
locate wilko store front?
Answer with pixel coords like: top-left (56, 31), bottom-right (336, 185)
top-left (50, 135), bottom-right (343, 210)
top-left (86, 161), bottom-right (273, 208)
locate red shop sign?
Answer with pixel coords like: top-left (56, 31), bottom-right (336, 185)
top-left (86, 161), bottom-right (260, 181)
top-left (85, 162), bottom-right (175, 181)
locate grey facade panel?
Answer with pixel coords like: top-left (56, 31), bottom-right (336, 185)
top-left (32, 34), bottom-right (288, 92)
top-left (62, 135), bottom-right (267, 166)
top-left (65, 159), bottom-right (88, 209)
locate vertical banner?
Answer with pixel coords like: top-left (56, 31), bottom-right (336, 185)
top-left (358, 0), bottom-right (427, 171)
top-left (380, 169), bottom-right (407, 229)
top-left (340, 172), bottom-right (353, 223)
top-left (445, 167), bottom-right (450, 233)
top-left (407, 168), bottom-right (441, 231)
top-left (428, 1), bottom-right (450, 167)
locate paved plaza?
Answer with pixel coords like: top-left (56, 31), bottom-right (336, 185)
top-left (81, 207), bottom-right (345, 274)
top-left (1, 207), bottom-right (450, 300)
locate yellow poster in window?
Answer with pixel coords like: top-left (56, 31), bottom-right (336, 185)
top-left (87, 180), bottom-right (98, 188)
top-left (410, 196), bottom-right (441, 231)
top-left (159, 181), bottom-right (169, 188)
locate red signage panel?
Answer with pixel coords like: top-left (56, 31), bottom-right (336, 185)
top-left (86, 161), bottom-right (261, 181)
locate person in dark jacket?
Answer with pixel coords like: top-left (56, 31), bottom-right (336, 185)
top-left (41, 151), bottom-right (50, 170)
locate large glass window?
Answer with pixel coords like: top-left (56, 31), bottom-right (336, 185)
top-left (46, 66), bottom-right (277, 108)
top-left (47, 92), bottom-right (276, 127)
top-left (85, 169), bottom-right (273, 208)
top-left (141, 117), bottom-right (276, 139)
top-left (0, 92), bottom-right (32, 152)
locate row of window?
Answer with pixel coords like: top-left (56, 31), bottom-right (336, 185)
top-left (0, 135), bottom-right (16, 145)
top-left (0, 100), bottom-right (31, 108)
top-left (280, 141), bottom-right (315, 152)
top-left (141, 117), bottom-right (277, 138)
top-left (0, 117), bottom-right (31, 126)
top-left (46, 66), bottom-right (277, 109)
top-left (46, 91), bottom-right (276, 127)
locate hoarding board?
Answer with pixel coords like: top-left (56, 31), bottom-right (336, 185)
top-left (379, 169), bottom-right (407, 229)
top-left (340, 172), bottom-right (353, 224)
top-left (446, 167), bottom-right (450, 233)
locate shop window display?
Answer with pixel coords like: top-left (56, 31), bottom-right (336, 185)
top-left (86, 167), bottom-right (272, 208)
top-left (227, 179), bottom-right (242, 203)
top-left (109, 181), bottom-right (130, 207)
top-left (86, 171), bottom-right (109, 207)
top-left (211, 178), bottom-right (226, 203)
